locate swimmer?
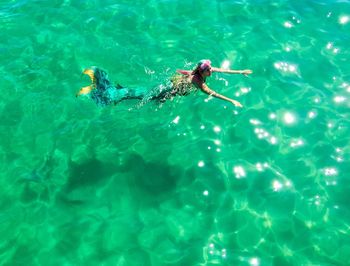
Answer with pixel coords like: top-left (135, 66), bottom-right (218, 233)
top-left (77, 59), bottom-right (252, 107)
top-left (176, 59), bottom-right (252, 107)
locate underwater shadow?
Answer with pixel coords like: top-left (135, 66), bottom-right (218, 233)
top-left (64, 158), bottom-right (117, 192)
top-left (122, 152), bottom-right (181, 196)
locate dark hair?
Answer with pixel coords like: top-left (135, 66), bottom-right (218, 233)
top-left (192, 65), bottom-right (202, 75)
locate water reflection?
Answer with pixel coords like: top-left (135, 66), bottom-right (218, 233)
top-left (274, 61), bottom-right (298, 74)
top-left (256, 162), bottom-right (269, 172)
top-left (233, 165), bottom-right (246, 179)
top-left (249, 257), bottom-right (260, 266)
top-left (290, 138), bottom-right (304, 148)
top-left (283, 21), bottom-right (293, 28)
top-left (272, 179), bottom-right (292, 192)
top-left (307, 111), bottom-right (317, 119)
top-left (339, 15), bottom-right (349, 25)
top-left (326, 42), bottom-right (340, 54)
top-left (198, 161), bottom-right (205, 168)
top-left (283, 112), bottom-right (297, 125)
top-left (333, 95), bottom-right (346, 103)
top-left (213, 126), bottom-right (221, 133)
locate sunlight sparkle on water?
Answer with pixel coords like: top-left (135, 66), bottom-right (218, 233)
top-left (274, 61), bottom-right (298, 74)
top-left (254, 128), bottom-right (271, 140)
top-left (256, 162), bottom-right (269, 172)
top-left (339, 15), bottom-right (349, 24)
top-left (270, 136), bottom-right (278, 145)
top-left (326, 42), bottom-right (333, 49)
top-left (334, 96), bottom-right (346, 103)
top-left (326, 42), bottom-right (340, 54)
top-left (250, 257), bottom-right (260, 266)
top-left (273, 180), bottom-right (283, 191)
top-left (343, 83), bottom-right (350, 92)
top-left (269, 113), bottom-right (277, 120)
top-left (214, 126), bottom-right (221, 133)
top-left (283, 112), bottom-right (296, 125)
top-left (335, 148), bottom-right (344, 162)
top-left (308, 111), bottom-right (317, 119)
top-left (284, 21), bottom-right (293, 28)
top-left (198, 161), bottom-right (205, 167)
top-left (285, 180), bottom-right (292, 187)
top-left (290, 139), bottom-right (304, 148)
top-left (233, 166), bottom-right (246, 178)
top-left (221, 249), bottom-right (227, 258)
top-left (172, 116), bottom-right (180, 124)
top-left (221, 60), bottom-right (230, 69)
top-left (324, 167), bottom-right (337, 176)
top-left (250, 119), bottom-right (262, 125)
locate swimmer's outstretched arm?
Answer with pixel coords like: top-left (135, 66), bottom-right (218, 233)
top-left (211, 67), bottom-right (252, 76)
top-left (200, 83), bottom-right (243, 107)
top-left (176, 70), bottom-right (192, 75)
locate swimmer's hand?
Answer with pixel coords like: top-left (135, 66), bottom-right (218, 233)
top-left (231, 99), bottom-right (243, 108)
top-left (241, 69), bottom-right (252, 76)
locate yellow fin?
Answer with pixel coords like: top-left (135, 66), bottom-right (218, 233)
top-left (83, 68), bottom-right (95, 83)
top-left (76, 85), bottom-right (94, 97)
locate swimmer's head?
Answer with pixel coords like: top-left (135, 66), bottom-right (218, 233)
top-left (193, 59), bottom-right (212, 76)
top-left (198, 59), bottom-right (212, 71)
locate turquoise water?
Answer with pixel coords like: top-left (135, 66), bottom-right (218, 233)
top-left (1, 0), bottom-right (350, 265)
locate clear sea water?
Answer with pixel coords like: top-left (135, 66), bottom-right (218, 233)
top-left (1, 0), bottom-right (350, 265)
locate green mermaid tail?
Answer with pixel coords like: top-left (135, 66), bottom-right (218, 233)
top-left (77, 67), bottom-right (179, 106)
top-left (77, 67), bottom-right (150, 106)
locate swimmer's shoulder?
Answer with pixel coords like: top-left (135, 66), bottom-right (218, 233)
top-left (176, 70), bottom-right (192, 75)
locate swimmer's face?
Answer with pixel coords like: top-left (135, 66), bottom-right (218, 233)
top-left (202, 67), bottom-right (212, 77)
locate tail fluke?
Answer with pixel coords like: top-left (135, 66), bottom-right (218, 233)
top-left (76, 85), bottom-right (95, 97)
top-left (76, 68), bottom-right (96, 97)
top-left (83, 68), bottom-right (96, 83)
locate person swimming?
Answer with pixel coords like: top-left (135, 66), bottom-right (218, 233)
top-left (76, 60), bottom-right (252, 107)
